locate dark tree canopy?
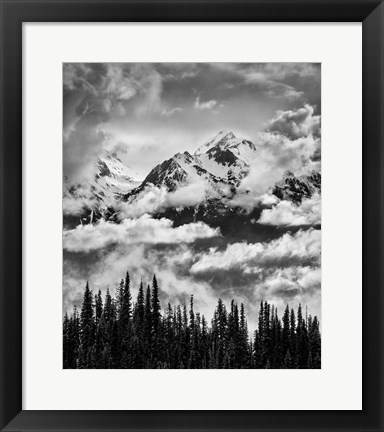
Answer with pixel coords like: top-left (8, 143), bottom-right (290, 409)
top-left (63, 273), bottom-right (321, 369)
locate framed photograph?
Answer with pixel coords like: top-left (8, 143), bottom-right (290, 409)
top-left (0, 0), bottom-right (383, 431)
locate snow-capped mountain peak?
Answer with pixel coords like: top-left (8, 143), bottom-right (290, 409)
top-left (63, 152), bottom-right (141, 227)
top-left (194, 130), bottom-right (236, 155)
top-left (125, 131), bottom-right (258, 203)
top-left (194, 130), bottom-right (257, 165)
top-left (97, 153), bottom-right (135, 182)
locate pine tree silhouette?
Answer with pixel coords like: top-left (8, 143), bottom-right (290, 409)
top-left (63, 274), bottom-right (321, 369)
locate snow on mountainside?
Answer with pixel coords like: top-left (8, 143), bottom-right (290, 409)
top-left (121, 130), bottom-right (320, 236)
top-left (195, 130), bottom-right (257, 165)
top-left (126, 131), bottom-right (256, 200)
top-left (96, 153), bottom-right (140, 194)
top-left (63, 152), bottom-right (139, 227)
top-left (98, 153), bottom-right (134, 181)
top-left (64, 131), bottom-right (321, 234)
top-left (272, 170), bottom-right (321, 204)
top-left (194, 130), bottom-right (236, 155)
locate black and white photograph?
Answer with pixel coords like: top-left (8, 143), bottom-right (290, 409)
top-left (63, 62), bottom-right (321, 369)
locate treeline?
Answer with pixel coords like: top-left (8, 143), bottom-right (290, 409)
top-left (63, 272), bottom-right (321, 369)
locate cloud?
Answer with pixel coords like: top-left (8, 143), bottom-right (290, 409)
top-left (63, 239), bottom-right (221, 326)
top-left (63, 196), bottom-right (95, 216)
top-left (231, 131), bottom-right (320, 207)
top-left (118, 186), bottom-right (168, 218)
top-left (190, 228), bottom-right (320, 274)
top-left (63, 63), bottom-right (170, 179)
top-left (213, 63), bottom-right (309, 100)
top-left (266, 104), bottom-right (321, 139)
top-left (227, 191), bottom-right (279, 213)
top-left (166, 177), bottom-right (207, 208)
top-left (63, 63), bottom-right (322, 330)
top-left (119, 177), bottom-right (207, 218)
top-left (194, 96), bottom-right (217, 110)
top-left (247, 79), bottom-right (304, 101)
top-left (263, 265), bottom-right (321, 304)
top-left (227, 105), bottom-right (321, 210)
top-left (63, 64), bottom-right (321, 182)
top-left (258, 194), bottom-right (321, 226)
top-left (63, 215), bottom-right (220, 252)
top-left (259, 63), bottom-right (320, 81)
top-left (161, 106), bottom-right (183, 117)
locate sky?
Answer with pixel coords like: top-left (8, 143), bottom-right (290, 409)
top-left (63, 62), bottom-right (321, 180)
top-left (63, 63), bottom-right (321, 333)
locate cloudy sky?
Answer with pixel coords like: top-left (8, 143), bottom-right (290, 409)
top-left (64, 62), bottom-right (321, 179)
top-left (63, 63), bottom-right (321, 333)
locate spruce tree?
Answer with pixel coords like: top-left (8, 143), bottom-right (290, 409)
top-left (64, 271), bottom-right (321, 370)
top-left (144, 284), bottom-right (152, 366)
top-left (282, 304), bottom-right (290, 359)
top-left (79, 281), bottom-right (95, 367)
top-left (151, 275), bottom-right (161, 336)
top-left (95, 289), bottom-right (103, 327)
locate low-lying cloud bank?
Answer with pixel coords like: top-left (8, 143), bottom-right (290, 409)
top-left (190, 228), bottom-right (320, 274)
top-left (118, 176), bottom-right (209, 219)
top-left (64, 225), bottom-right (321, 332)
top-left (63, 215), bottom-right (220, 252)
top-left (258, 194), bottom-right (321, 226)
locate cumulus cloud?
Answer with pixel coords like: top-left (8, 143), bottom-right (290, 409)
top-left (266, 104), bottom-right (321, 139)
top-left (261, 265), bottom-right (321, 314)
top-left (166, 177), bottom-right (207, 208)
top-left (264, 266), bottom-right (321, 295)
top-left (226, 105), bottom-right (321, 212)
top-left (118, 186), bottom-right (168, 219)
top-left (63, 63), bottom-right (174, 179)
top-left (190, 228), bottom-right (320, 274)
top-left (231, 132), bottom-right (320, 208)
top-left (63, 215), bottom-right (220, 252)
top-left (194, 96), bottom-right (217, 110)
top-left (63, 196), bottom-right (94, 216)
top-left (227, 191), bottom-right (279, 212)
top-left (258, 194), bottom-right (321, 226)
top-left (119, 177), bottom-right (207, 219)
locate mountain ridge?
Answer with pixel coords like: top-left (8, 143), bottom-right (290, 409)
top-left (64, 131), bottom-right (321, 232)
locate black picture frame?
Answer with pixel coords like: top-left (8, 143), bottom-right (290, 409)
top-left (1, 1), bottom-right (383, 431)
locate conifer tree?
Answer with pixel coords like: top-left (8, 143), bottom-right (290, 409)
top-left (95, 289), bottom-right (103, 327)
top-left (144, 284), bottom-right (152, 365)
top-left (308, 316), bottom-right (321, 368)
top-left (289, 308), bottom-right (297, 364)
top-left (134, 280), bottom-right (145, 330)
top-left (64, 273), bottom-right (321, 370)
top-left (63, 312), bottom-right (70, 368)
top-left (282, 304), bottom-right (290, 359)
top-left (188, 295), bottom-right (197, 368)
top-left (151, 275), bottom-right (161, 336)
top-left (79, 281), bottom-right (95, 367)
top-left (283, 348), bottom-right (293, 368)
top-left (239, 303), bottom-right (249, 368)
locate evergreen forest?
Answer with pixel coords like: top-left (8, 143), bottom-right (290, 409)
top-left (63, 272), bottom-right (321, 369)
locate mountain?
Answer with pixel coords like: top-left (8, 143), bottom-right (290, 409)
top-left (64, 131), bottom-right (321, 235)
top-left (126, 131), bottom-right (256, 200)
top-left (272, 170), bottom-right (321, 204)
top-left (121, 131), bottom-right (320, 238)
top-left (195, 130), bottom-right (257, 165)
top-left (63, 152), bottom-right (139, 227)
